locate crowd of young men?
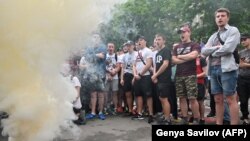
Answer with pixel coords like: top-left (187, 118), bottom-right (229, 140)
top-left (65, 8), bottom-right (249, 125)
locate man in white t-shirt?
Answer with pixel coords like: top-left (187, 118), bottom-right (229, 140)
top-left (104, 42), bottom-right (121, 114)
top-left (132, 35), bottom-right (154, 123)
top-left (120, 41), bottom-right (137, 116)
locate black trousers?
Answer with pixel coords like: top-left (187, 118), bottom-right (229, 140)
top-left (238, 76), bottom-right (250, 119)
top-left (169, 81), bottom-right (178, 119)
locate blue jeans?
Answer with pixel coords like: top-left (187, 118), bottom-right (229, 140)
top-left (210, 65), bottom-right (237, 96)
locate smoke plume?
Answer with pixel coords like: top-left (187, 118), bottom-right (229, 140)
top-left (0, 0), bottom-right (125, 141)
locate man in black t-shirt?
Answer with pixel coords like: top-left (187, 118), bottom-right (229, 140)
top-left (151, 33), bottom-right (172, 125)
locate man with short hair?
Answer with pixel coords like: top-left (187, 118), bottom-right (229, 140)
top-left (81, 33), bottom-right (107, 120)
top-left (120, 41), bottom-right (136, 116)
top-left (238, 33), bottom-right (250, 125)
top-left (151, 34), bottom-right (172, 125)
top-left (201, 8), bottom-right (240, 125)
top-left (104, 42), bottom-right (121, 115)
top-left (172, 24), bottom-right (200, 124)
top-left (132, 35), bottom-right (154, 123)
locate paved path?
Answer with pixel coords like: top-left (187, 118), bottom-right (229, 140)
top-left (1, 98), bottom-right (249, 141)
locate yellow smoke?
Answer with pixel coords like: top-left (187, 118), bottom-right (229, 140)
top-left (0, 0), bottom-right (123, 141)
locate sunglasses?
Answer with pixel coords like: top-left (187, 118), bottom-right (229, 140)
top-left (241, 38), bottom-right (247, 42)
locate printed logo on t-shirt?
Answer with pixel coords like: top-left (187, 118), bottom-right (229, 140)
top-left (177, 46), bottom-right (191, 54)
top-left (156, 55), bottom-right (163, 63)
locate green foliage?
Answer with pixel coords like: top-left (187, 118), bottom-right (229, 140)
top-left (99, 0), bottom-right (250, 49)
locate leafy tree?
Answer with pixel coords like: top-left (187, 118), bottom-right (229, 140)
top-left (99, 0), bottom-right (250, 49)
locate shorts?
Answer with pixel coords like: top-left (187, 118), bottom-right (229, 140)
top-left (105, 79), bottom-right (119, 92)
top-left (134, 75), bottom-right (152, 97)
top-left (81, 73), bottom-right (105, 92)
top-left (157, 83), bottom-right (171, 98)
top-left (73, 107), bottom-right (81, 114)
top-left (123, 73), bottom-right (134, 92)
top-left (210, 65), bottom-right (237, 96)
top-left (197, 83), bottom-right (205, 101)
top-left (175, 75), bottom-right (198, 99)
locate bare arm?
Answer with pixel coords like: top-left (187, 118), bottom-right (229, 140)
top-left (110, 62), bottom-right (121, 76)
top-left (177, 50), bottom-right (199, 61)
top-left (96, 52), bottom-right (105, 59)
top-left (154, 60), bottom-right (169, 78)
top-left (75, 86), bottom-right (81, 99)
top-left (197, 66), bottom-right (207, 78)
top-left (239, 59), bottom-right (250, 68)
top-left (132, 62), bottom-right (140, 80)
top-left (172, 55), bottom-right (186, 64)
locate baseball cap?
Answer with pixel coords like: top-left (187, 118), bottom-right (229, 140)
top-left (241, 33), bottom-right (250, 39)
top-left (177, 26), bottom-right (191, 34)
top-left (124, 40), bottom-right (134, 46)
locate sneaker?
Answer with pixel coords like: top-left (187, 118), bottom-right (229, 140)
top-left (86, 113), bottom-right (96, 119)
top-left (199, 119), bottom-right (205, 125)
top-left (189, 117), bottom-right (194, 123)
top-left (123, 112), bottom-right (134, 117)
top-left (98, 113), bottom-right (106, 120)
top-left (131, 114), bottom-right (144, 120)
top-left (172, 117), bottom-right (182, 124)
top-left (156, 115), bottom-right (165, 124)
top-left (192, 120), bottom-right (199, 125)
top-left (116, 107), bottom-right (123, 113)
top-left (240, 116), bottom-right (248, 120)
top-left (242, 119), bottom-right (249, 125)
top-left (223, 120), bottom-right (230, 125)
top-left (158, 119), bottom-right (172, 125)
top-left (0, 112), bottom-right (9, 119)
top-left (73, 119), bottom-right (86, 125)
top-left (148, 115), bottom-right (154, 123)
top-left (179, 118), bottom-right (189, 125)
top-left (206, 112), bottom-right (215, 117)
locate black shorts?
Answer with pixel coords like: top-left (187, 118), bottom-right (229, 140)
top-left (123, 73), bottom-right (134, 92)
top-left (157, 83), bottom-right (171, 98)
top-left (73, 107), bottom-right (81, 114)
top-left (134, 75), bottom-right (152, 97)
top-left (197, 83), bottom-right (205, 101)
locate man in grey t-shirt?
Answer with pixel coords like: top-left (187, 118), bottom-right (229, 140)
top-left (238, 33), bottom-right (250, 125)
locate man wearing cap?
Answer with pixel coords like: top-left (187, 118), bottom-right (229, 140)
top-left (238, 33), bottom-right (250, 125)
top-left (172, 24), bottom-right (200, 124)
top-left (132, 35), bottom-right (154, 123)
top-left (172, 25), bottom-right (200, 124)
top-left (120, 41), bottom-right (136, 116)
top-left (201, 8), bottom-right (240, 125)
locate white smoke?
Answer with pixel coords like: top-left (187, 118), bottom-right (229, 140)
top-left (0, 0), bottom-right (126, 141)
